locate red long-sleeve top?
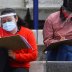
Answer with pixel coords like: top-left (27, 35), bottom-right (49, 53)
top-left (0, 26), bottom-right (38, 69)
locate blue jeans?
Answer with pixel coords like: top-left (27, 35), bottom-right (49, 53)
top-left (46, 48), bottom-right (58, 61)
top-left (46, 45), bottom-right (72, 61)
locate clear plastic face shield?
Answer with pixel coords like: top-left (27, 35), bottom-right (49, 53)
top-left (0, 13), bottom-right (16, 26)
top-left (0, 13), bottom-right (18, 32)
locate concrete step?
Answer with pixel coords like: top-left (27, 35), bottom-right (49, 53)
top-left (29, 61), bottom-right (46, 72)
top-left (37, 45), bottom-right (46, 61)
top-left (46, 61), bottom-right (72, 72)
top-left (29, 61), bottom-right (72, 72)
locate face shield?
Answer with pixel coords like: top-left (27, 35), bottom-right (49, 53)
top-left (0, 13), bottom-right (18, 32)
top-left (0, 13), bottom-right (16, 18)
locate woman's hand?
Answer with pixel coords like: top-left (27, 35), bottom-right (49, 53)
top-left (8, 50), bottom-right (16, 59)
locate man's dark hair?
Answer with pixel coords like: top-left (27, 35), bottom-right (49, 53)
top-left (63, 0), bottom-right (72, 12)
top-left (60, 0), bottom-right (72, 21)
top-left (60, 6), bottom-right (66, 21)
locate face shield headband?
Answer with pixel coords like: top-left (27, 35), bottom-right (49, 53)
top-left (0, 13), bottom-right (16, 18)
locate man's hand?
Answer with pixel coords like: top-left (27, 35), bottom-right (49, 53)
top-left (58, 33), bottom-right (66, 41)
top-left (50, 40), bottom-right (59, 43)
top-left (8, 50), bottom-right (16, 59)
top-left (60, 36), bottom-right (65, 41)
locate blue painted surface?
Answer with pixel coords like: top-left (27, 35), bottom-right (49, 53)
top-left (33, 0), bottom-right (38, 29)
top-left (33, 0), bottom-right (38, 43)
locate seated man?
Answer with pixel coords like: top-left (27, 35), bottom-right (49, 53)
top-left (43, 0), bottom-right (72, 61)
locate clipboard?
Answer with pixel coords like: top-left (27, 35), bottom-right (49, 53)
top-left (0, 35), bottom-right (32, 50)
top-left (46, 39), bottom-right (72, 50)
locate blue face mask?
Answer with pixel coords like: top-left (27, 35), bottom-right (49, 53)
top-left (3, 21), bottom-right (17, 31)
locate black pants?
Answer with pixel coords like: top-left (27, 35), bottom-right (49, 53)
top-left (0, 48), bottom-right (9, 72)
top-left (9, 68), bottom-right (29, 72)
top-left (0, 48), bottom-right (29, 72)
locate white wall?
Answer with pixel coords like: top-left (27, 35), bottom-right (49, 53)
top-left (39, 0), bottom-right (63, 8)
top-left (0, 0), bottom-right (63, 20)
top-left (32, 30), bottom-right (44, 45)
top-left (0, 0), bottom-right (25, 9)
top-left (26, 0), bottom-right (63, 8)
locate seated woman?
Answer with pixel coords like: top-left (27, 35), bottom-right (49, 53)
top-left (0, 8), bottom-right (38, 72)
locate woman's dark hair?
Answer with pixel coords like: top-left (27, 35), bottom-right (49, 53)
top-left (60, 6), bottom-right (66, 21)
top-left (1, 8), bottom-right (16, 15)
top-left (1, 8), bottom-right (26, 30)
top-left (17, 16), bottom-right (26, 29)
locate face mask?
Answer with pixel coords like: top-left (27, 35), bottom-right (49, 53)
top-left (3, 21), bottom-right (17, 31)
